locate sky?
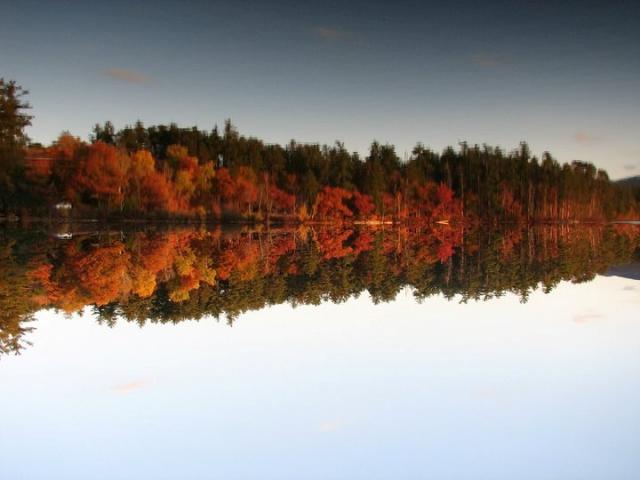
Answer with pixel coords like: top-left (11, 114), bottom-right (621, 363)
top-left (1, 0), bottom-right (639, 179)
top-left (1, 274), bottom-right (639, 479)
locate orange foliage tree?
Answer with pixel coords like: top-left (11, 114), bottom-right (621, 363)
top-left (313, 186), bottom-right (353, 220)
top-left (78, 142), bottom-right (130, 211)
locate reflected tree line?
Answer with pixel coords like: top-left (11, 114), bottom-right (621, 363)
top-left (1, 224), bottom-right (639, 356)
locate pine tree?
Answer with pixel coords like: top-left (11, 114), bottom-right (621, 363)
top-left (0, 79), bottom-right (33, 213)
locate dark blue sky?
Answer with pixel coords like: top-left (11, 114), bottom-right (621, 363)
top-left (1, 0), bottom-right (638, 177)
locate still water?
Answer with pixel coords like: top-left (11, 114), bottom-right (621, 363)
top-left (1, 225), bottom-right (639, 479)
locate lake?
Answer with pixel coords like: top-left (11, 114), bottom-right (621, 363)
top-left (1, 224), bottom-right (639, 479)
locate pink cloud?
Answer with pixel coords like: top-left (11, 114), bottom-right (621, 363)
top-left (103, 68), bottom-right (151, 85)
top-left (573, 132), bottom-right (603, 144)
top-left (471, 53), bottom-right (509, 68)
top-left (313, 27), bottom-right (343, 40)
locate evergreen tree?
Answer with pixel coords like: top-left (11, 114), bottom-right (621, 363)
top-left (0, 79), bottom-right (32, 213)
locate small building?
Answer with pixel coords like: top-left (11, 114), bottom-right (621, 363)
top-left (54, 201), bottom-right (72, 211)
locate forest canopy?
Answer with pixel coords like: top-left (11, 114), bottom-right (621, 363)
top-left (1, 80), bottom-right (638, 222)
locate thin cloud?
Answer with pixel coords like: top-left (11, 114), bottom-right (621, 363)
top-left (103, 68), bottom-right (151, 85)
top-left (318, 419), bottom-right (342, 432)
top-left (471, 53), bottom-right (510, 68)
top-left (477, 387), bottom-right (498, 398)
top-left (111, 380), bottom-right (148, 394)
top-left (623, 164), bottom-right (637, 172)
top-left (573, 132), bottom-right (603, 144)
top-left (573, 313), bottom-right (605, 324)
top-left (313, 26), bottom-right (343, 40)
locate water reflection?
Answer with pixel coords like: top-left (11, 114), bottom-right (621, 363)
top-left (1, 270), bottom-right (639, 480)
top-left (1, 223), bottom-right (638, 355)
top-left (1, 224), bottom-right (640, 479)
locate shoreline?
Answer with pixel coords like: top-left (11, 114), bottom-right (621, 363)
top-left (2, 216), bottom-right (639, 230)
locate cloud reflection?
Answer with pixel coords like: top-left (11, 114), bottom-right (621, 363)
top-left (573, 313), bottom-right (606, 324)
top-left (111, 380), bottom-right (149, 394)
top-left (319, 419), bottom-right (342, 432)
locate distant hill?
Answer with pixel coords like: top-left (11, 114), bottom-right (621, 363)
top-left (603, 262), bottom-right (640, 281)
top-left (615, 176), bottom-right (640, 189)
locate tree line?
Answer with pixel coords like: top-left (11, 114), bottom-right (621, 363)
top-left (1, 224), bottom-right (639, 355)
top-left (1, 79), bottom-right (638, 222)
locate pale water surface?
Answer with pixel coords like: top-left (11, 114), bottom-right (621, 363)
top-left (1, 271), bottom-right (639, 480)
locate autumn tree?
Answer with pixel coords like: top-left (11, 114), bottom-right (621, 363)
top-left (140, 171), bottom-right (176, 212)
top-left (78, 142), bottom-right (130, 212)
top-left (1, 88), bottom-right (637, 222)
top-left (313, 186), bottom-right (353, 220)
top-left (128, 149), bottom-right (156, 210)
top-left (352, 191), bottom-right (375, 219)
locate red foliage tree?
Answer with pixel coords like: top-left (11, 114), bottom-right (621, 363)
top-left (313, 186), bottom-right (353, 220)
top-left (78, 142), bottom-right (130, 211)
top-left (268, 184), bottom-right (295, 216)
top-left (352, 191), bottom-right (375, 219)
top-left (140, 171), bottom-right (177, 212)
